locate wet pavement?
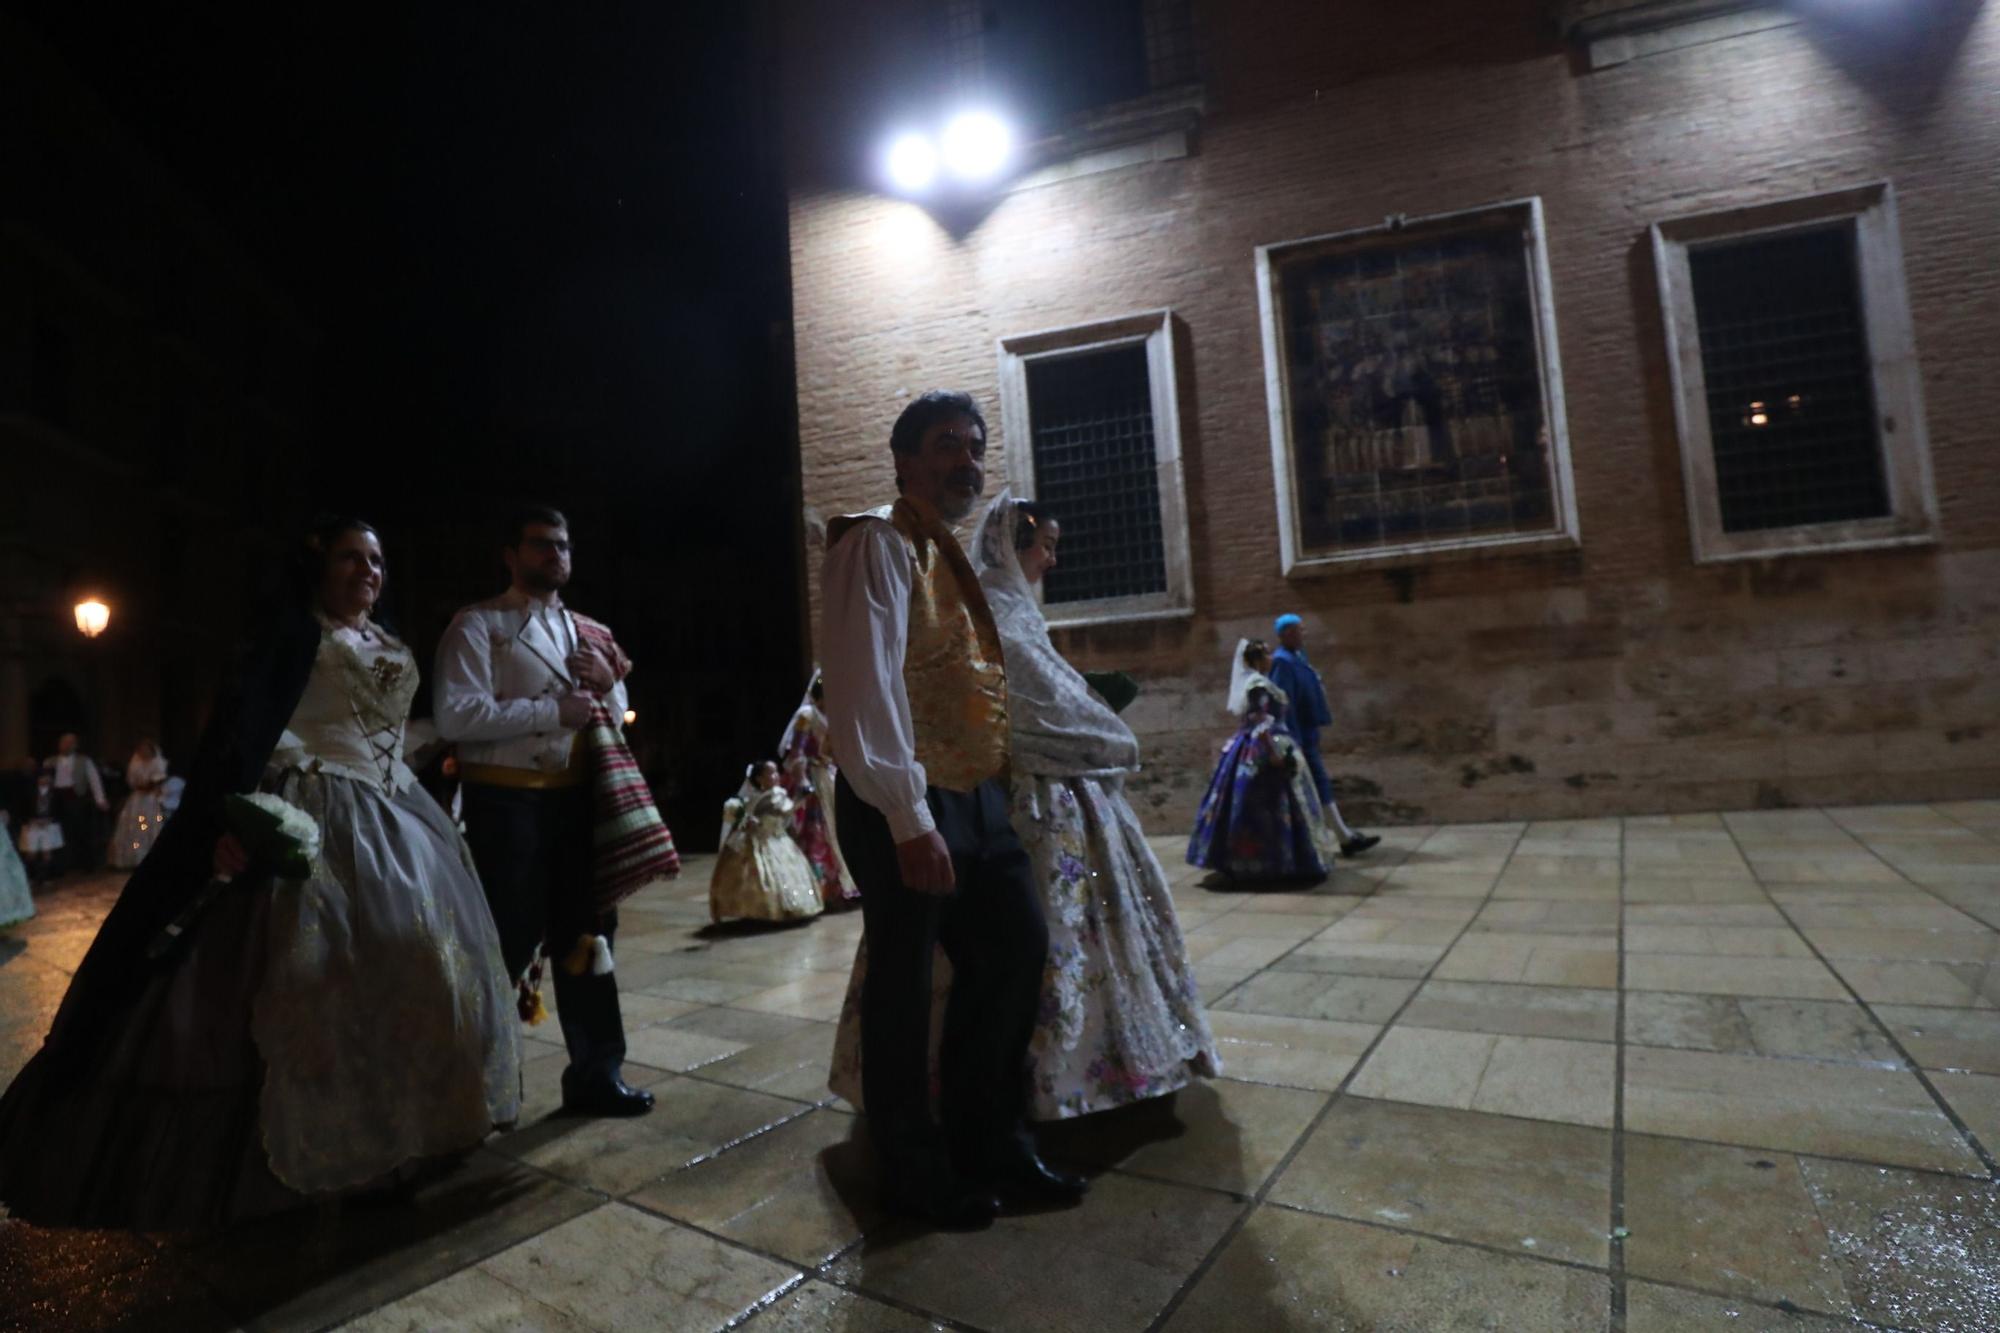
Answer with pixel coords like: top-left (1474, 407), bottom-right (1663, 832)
top-left (3, 802), bottom-right (2000, 1330)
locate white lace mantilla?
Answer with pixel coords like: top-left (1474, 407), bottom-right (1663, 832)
top-left (972, 493), bottom-right (1140, 779)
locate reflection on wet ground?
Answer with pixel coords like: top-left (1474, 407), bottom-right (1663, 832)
top-left (3, 802), bottom-right (1999, 1330)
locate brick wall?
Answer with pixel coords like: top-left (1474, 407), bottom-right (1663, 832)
top-left (779, 0), bottom-right (2000, 829)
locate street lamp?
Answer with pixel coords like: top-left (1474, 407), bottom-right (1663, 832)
top-left (879, 109), bottom-right (1016, 197)
top-left (74, 599), bottom-right (110, 638)
top-left (885, 132), bottom-right (940, 193)
top-left (940, 111), bottom-right (1012, 183)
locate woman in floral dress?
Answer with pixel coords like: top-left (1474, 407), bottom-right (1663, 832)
top-left (830, 493), bottom-right (1218, 1119)
top-left (1187, 639), bottom-right (1339, 881)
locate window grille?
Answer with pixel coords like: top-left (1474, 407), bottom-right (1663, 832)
top-left (1025, 344), bottom-right (1168, 605)
top-left (1688, 223), bottom-right (1888, 534)
top-left (943, 1), bottom-right (1183, 125)
top-left (942, 0), bottom-right (988, 92)
top-left (1143, 0), bottom-right (1197, 88)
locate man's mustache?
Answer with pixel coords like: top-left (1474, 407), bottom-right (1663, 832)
top-left (948, 470), bottom-right (981, 488)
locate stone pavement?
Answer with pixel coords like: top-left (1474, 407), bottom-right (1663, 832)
top-left (5, 803), bottom-right (2000, 1330)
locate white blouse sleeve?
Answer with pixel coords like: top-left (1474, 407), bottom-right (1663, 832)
top-left (820, 520), bottom-right (934, 843)
top-left (434, 610), bottom-right (563, 742)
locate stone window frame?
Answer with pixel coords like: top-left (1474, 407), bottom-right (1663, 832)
top-left (1651, 181), bottom-right (1940, 565)
top-left (1559, 1), bottom-right (1795, 71)
top-left (1255, 195), bottom-right (1583, 577)
top-left (995, 309), bottom-right (1195, 628)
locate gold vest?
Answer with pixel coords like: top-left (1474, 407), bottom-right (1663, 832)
top-left (828, 496), bottom-right (1009, 792)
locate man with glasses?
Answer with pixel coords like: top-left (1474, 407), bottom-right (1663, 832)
top-left (436, 505), bottom-right (652, 1117)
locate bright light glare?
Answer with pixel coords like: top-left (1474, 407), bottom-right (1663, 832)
top-left (941, 111), bottom-right (1012, 182)
top-left (885, 134), bottom-right (939, 192)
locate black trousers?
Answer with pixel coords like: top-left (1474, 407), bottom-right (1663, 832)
top-left (460, 782), bottom-right (627, 1085)
top-left (52, 789), bottom-right (100, 873)
top-left (835, 774), bottom-right (1048, 1161)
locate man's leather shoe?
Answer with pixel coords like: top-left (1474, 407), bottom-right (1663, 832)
top-left (1340, 833), bottom-right (1382, 857)
top-left (980, 1145), bottom-right (1089, 1206)
top-left (561, 1076), bottom-right (654, 1117)
top-left (883, 1152), bottom-right (1000, 1230)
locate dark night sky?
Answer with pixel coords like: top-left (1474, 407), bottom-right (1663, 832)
top-left (10, 0), bottom-right (806, 836)
top-left (10, 0), bottom-right (794, 508)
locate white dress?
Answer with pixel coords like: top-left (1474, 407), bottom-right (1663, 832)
top-left (830, 493), bottom-right (1221, 1119)
top-left (110, 753), bottom-right (171, 869)
top-left (248, 620), bottom-right (524, 1192)
top-left (18, 783), bottom-right (63, 855)
top-left (0, 615), bottom-right (522, 1230)
top-left (709, 783), bottom-right (825, 924)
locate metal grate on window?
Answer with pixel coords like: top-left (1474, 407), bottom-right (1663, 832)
top-left (1026, 344), bottom-right (1168, 605)
top-left (942, 0), bottom-right (989, 92)
top-left (1689, 222), bottom-right (1888, 534)
top-left (1143, 0), bottom-right (1197, 89)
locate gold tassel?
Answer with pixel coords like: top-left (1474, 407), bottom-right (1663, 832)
top-left (559, 933), bottom-right (598, 976)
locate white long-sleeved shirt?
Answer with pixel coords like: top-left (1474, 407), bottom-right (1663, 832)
top-left (820, 517), bottom-right (935, 844)
top-left (433, 588), bottom-right (627, 773)
top-left (48, 752), bottom-right (106, 805)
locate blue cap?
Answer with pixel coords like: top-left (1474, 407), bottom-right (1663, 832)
top-left (1274, 613), bottom-right (1303, 632)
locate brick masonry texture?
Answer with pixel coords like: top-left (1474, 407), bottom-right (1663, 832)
top-left (778, 0), bottom-right (2000, 831)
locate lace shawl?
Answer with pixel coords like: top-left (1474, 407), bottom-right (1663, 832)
top-left (972, 492), bottom-right (1141, 779)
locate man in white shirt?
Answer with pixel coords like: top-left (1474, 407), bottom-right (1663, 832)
top-left (45, 732), bottom-right (108, 875)
top-left (435, 506), bottom-right (651, 1118)
top-left (823, 390), bottom-right (1084, 1228)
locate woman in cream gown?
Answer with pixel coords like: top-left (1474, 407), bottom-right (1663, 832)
top-left (710, 761), bottom-right (824, 925)
top-left (109, 739), bottom-right (171, 870)
top-left (0, 517), bottom-right (520, 1230)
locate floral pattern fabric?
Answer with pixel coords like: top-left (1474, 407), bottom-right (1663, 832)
top-left (780, 704), bottom-right (858, 909)
top-left (1015, 773), bottom-right (1220, 1117)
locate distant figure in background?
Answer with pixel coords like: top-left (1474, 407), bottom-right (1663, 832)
top-left (0, 813), bottom-right (33, 930)
top-left (43, 733), bottom-right (109, 874)
top-left (109, 738), bottom-right (171, 870)
top-left (710, 761), bottom-right (824, 925)
top-left (1266, 614), bottom-right (1379, 858)
top-left (1188, 639), bottom-right (1339, 881)
top-left (17, 773), bottom-right (64, 883)
top-left (779, 672), bottom-right (858, 910)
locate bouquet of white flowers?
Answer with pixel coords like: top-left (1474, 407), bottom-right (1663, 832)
top-left (222, 792), bottom-right (322, 877)
top-left (147, 792), bottom-right (321, 959)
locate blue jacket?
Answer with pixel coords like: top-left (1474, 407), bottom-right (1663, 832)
top-left (1269, 646), bottom-right (1331, 738)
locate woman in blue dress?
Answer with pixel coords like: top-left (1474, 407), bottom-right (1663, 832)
top-left (1187, 638), bottom-right (1339, 881)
